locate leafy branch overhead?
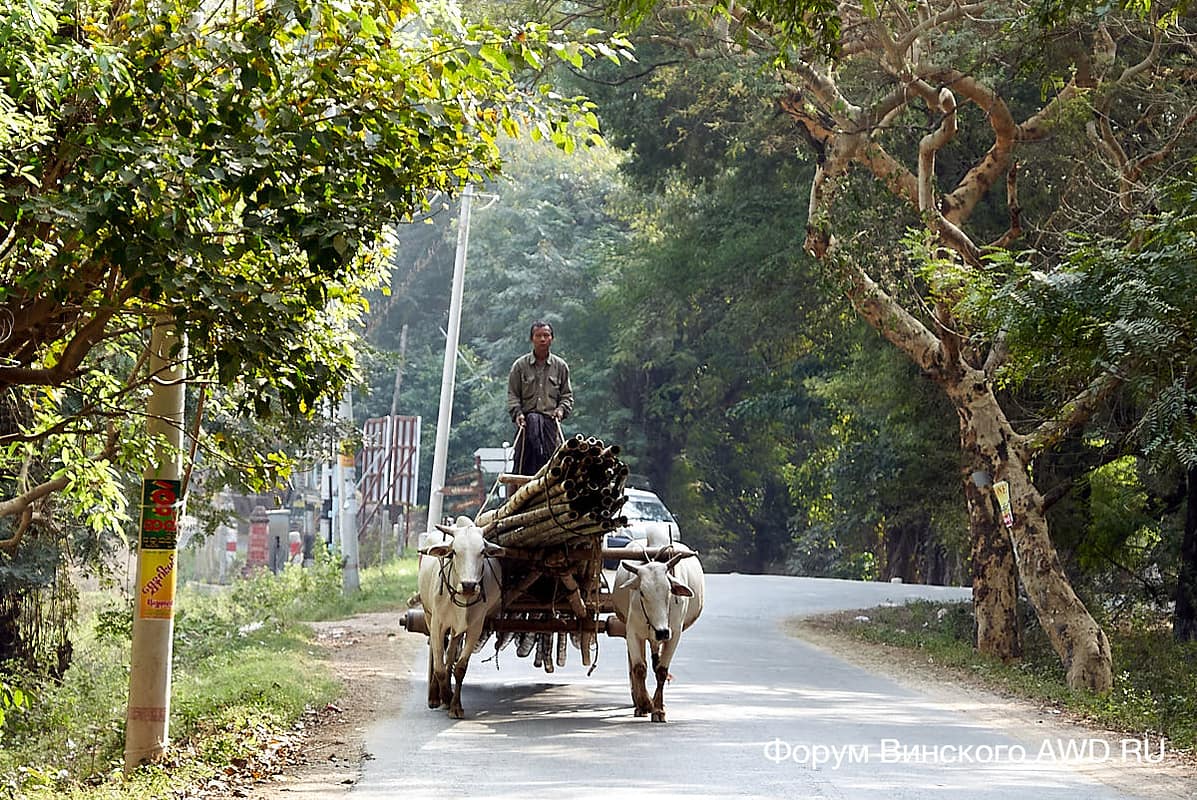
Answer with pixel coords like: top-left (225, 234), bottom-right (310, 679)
top-left (0, 0), bottom-right (630, 543)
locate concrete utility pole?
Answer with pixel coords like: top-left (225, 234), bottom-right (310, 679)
top-left (321, 399), bottom-right (335, 553)
top-left (125, 321), bottom-right (186, 772)
top-left (386, 323), bottom-right (409, 556)
top-left (390, 323), bottom-right (408, 418)
top-left (338, 390), bottom-right (360, 592)
top-left (426, 185), bottom-right (474, 531)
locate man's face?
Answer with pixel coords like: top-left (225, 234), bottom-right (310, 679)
top-left (531, 326), bottom-right (553, 358)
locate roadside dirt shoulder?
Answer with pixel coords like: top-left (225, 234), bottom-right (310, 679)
top-left (788, 616), bottom-right (1197, 800)
top-left (244, 612), bottom-right (421, 799)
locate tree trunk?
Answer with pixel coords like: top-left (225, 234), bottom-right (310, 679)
top-left (965, 469), bottom-right (1021, 660)
top-left (921, 539), bottom-right (949, 586)
top-left (882, 522), bottom-right (918, 583)
top-left (952, 378), bottom-right (1112, 692)
top-left (1174, 464), bottom-right (1197, 642)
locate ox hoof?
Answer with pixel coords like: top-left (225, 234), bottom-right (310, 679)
top-left (634, 707), bottom-right (650, 717)
top-left (449, 707), bottom-right (465, 720)
top-left (427, 699), bottom-right (443, 709)
top-left (651, 711), bottom-right (667, 723)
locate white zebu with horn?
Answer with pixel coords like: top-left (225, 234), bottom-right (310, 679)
top-left (417, 516), bottom-right (504, 719)
top-left (612, 543), bottom-right (705, 722)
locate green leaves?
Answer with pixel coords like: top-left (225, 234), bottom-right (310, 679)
top-left (1, 0), bottom-right (634, 524)
top-left (0, 681), bottom-right (31, 736)
top-left (974, 170), bottom-right (1197, 470)
top-left (612, 0), bottom-right (843, 59)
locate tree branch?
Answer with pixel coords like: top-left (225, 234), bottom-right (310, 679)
top-left (924, 68), bottom-right (1017, 225)
top-left (917, 86), bottom-right (983, 268)
top-left (0, 506), bottom-right (34, 554)
top-left (1015, 370), bottom-right (1125, 459)
top-left (894, 3), bottom-right (994, 58)
top-left (989, 161), bottom-right (1023, 249)
top-left (1126, 108), bottom-right (1197, 186)
top-left (0, 477), bottom-right (69, 522)
top-left (835, 253), bottom-right (945, 375)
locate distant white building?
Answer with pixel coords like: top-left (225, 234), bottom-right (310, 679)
top-left (473, 445), bottom-right (515, 476)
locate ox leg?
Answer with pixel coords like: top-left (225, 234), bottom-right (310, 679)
top-left (427, 627), bottom-right (449, 709)
top-left (443, 634), bottom-right (464, 710)
top-left (626, 638), bottom-right (653, 717)
top-left (426, 651), bottom-right (440, 709)
top-left (650, 637), bottom-right (680, 723)
top-left (448, 625), bottom-right (483, 719)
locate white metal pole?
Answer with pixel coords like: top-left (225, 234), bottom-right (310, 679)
top-left (427, 185), bottom-right (474, 530)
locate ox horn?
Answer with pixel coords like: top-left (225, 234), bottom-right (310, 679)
top-left (664, 550), bottom-right (696, 571)
top-left (434, 523), bottom-right (457, 537)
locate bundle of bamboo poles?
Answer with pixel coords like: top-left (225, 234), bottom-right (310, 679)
top-left (476, 434), bottom-right (629, 549)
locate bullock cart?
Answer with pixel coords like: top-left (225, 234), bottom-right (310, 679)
top-left (400, 434), bottom-right (671, 671)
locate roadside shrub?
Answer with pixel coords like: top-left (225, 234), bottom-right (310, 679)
top-left (0, 614), bottom-right (130, 790)
top-left (0, 680), bottom-right (30, 735)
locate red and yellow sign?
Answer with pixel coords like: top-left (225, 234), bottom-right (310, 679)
top-left (138, 478), bottom-right (180, 620)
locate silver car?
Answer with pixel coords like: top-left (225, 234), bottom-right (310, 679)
top-left (603, 488), bottom-right (678, 567)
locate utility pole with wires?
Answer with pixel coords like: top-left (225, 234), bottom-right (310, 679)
top-left (426, 185), bottom-right (497, 532)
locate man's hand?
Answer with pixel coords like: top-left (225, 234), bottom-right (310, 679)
top-left (551, 408), bottom-right (563, 421)
top-left (516, 413), bottom-right (526, 428)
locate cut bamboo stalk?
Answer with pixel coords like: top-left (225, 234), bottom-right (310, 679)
top-left (491, 504), bottom-right (578, 534)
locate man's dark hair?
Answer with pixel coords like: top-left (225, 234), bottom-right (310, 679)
top-left (529, 321), bottom-right (554, 338)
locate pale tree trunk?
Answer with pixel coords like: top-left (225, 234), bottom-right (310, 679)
top-left (831, 256), bottom-right (1112, 690)
top-left (948, 376), bottom-right (1112, 692)
top-left (963, 454), bottom-right (1020, 661)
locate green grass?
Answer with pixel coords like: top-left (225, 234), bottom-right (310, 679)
top-left (801, 600), bottom-right (1197, 752)
top-left (0, 553), bottom-right (420, 800)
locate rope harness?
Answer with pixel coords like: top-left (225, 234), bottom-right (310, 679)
top-left (436, 551), bottom-right (496, 609)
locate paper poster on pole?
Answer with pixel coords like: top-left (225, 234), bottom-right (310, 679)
top-left (139, 478), bottom-right (180, 550)
top-left (138, 550), bottom-right (177, 619)
top-left (137, 478), bottom-right (180, 619)
top-left (992, 480), bottom-right (1014, 528)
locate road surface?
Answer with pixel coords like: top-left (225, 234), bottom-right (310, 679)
top-left (353, 574), bottom-right (1183, 799)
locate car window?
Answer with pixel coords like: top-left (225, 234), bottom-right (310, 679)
top-left (627, 498), bottom-right (673, 523)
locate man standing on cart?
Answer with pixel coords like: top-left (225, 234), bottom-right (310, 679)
top-left (507, 321), bottom-right (573, 475)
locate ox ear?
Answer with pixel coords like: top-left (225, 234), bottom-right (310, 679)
top-left (668, 575), bottom-right (694, 597)
top-left (434, 523), bottom-right (456, 537)
top-left (420, 544), bottom-right (453, 558)
top-left (484, 541), bottom-right (506, 557)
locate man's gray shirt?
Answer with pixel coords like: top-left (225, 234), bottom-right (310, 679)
top-left (507, 352), bottom-right (573, 422)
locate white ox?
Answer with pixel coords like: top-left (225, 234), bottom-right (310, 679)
top-left (612, 544), bottom-right (704, 722)
top-left (417, 516), bottom-right (504, 719)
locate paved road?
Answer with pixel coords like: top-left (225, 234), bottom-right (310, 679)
top-left (354, 574), bottom-right (1165, 799)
